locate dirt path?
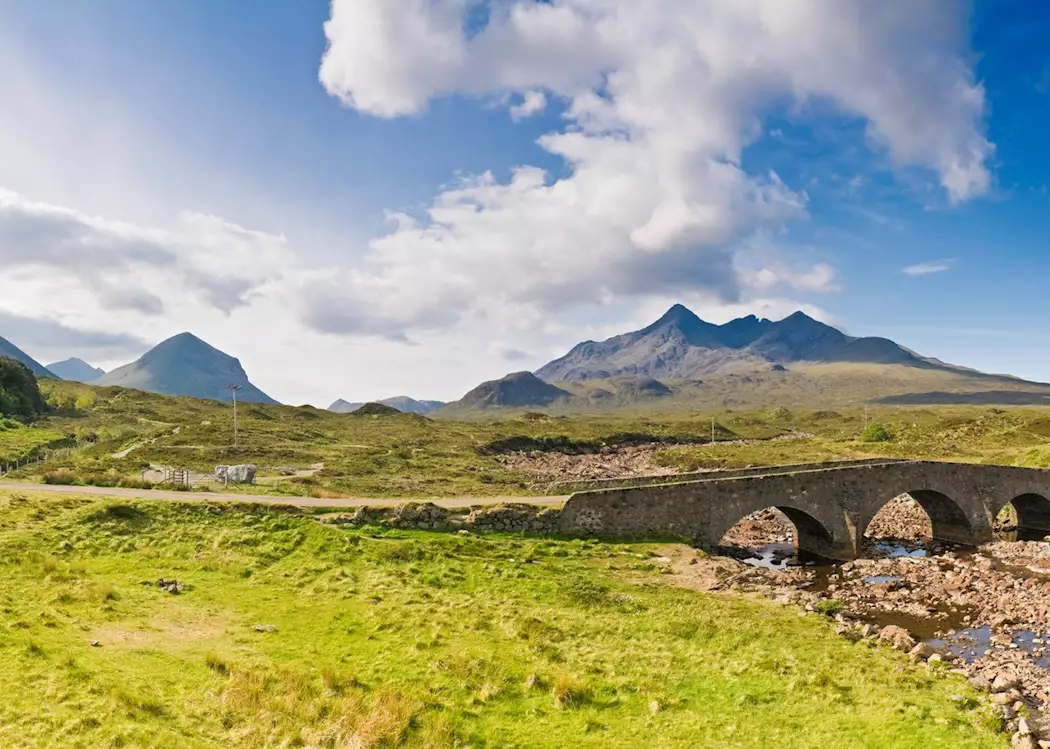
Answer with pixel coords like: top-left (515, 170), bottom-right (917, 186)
top-left (0, 481), bottom-right (568, 509)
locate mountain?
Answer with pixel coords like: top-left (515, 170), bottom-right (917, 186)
top-left (0, 335), bottom-right (54, 378)
top-left (536, 306), bottom-right (928, 383)
top-left (328, 396), bottom-right (445, 414)
top-left (46, 358), bottom-right (106, 383)
top-left (95, 333), bottom-right (278, 404)
top-left (410, 303), bottom-right (1050, 411)
top-left (444, 371), bottom-right (571, 411)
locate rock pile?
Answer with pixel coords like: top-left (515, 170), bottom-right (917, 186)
top-left (721, 538), bottom-right (1050, 736)
top-left (819, 613), bottom-right (1049, 744)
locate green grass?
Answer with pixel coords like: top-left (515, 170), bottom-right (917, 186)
top-left (0, 421), bottom-right (66, 463)
top-left (0, 490), bottom-right (1006, 747)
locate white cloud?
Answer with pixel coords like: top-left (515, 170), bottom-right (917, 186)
top-left (509, 90), bottom-right (547, 120)
top-left (902, 259), bottom-right (954, 276)
top-left (310, 0), bottom-right (992, 340)
top-left (740, 262), bottom-right (839, 294)
top-left (0, 189), bottom-right (293, 316)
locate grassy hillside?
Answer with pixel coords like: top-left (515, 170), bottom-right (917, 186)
top-left (1, 380), bottom-right (1050, 497)
top-left (0, 490), bottom-right (1005, 748)
top-left (546, 362), bottom-right (1050, 413)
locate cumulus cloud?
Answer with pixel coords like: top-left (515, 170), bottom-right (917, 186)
top-left (509, 90), bottom-right (547, 120)
top-left (0, 189), bottom-right (293, 316)
top-left (902, 259), bottom-right (955, 276)
top-left (309, 0), bottom-right (993, 340)
top-left (740, 263), bottom-right (840, 294)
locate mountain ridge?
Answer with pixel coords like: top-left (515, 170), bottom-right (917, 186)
top-left (439, 305), bottom-right (1050, 413)
top-left (46, 357), bottom-right (106, 383)
top-left (536, 306), bottom-right (940, 383)
top-left (0, 335), bottom-right (55, 379)
top-left (329, 396), bottom-right (445, 414)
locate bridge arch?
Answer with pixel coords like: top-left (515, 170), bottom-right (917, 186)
top-left (861, 489), bottom-right (973, 547)
top-left (1001, 493), bottom-right (1050, 540)
top-left (716, 504), bottom-right (842, 560)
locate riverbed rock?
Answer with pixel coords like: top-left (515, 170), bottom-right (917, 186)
top-left (995, 673), bottom-right (1023, 693)
top-left (878, 625), bottom-right (917, 652)
top-left (908, 642), bottom-right (937, 662)
top-left (969, 674), bottom-right (993, 692)
top-left (1015, 734), bottom-right (1039, 749)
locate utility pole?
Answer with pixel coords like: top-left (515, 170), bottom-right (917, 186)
top-left (226, 385), bottom-right (243, 447)
top-left (711, 417), bottom-right (716, 445)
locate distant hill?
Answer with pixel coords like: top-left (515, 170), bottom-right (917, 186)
top-left (350, 402), bottom-right (403, 416)
top-left (46, 358), bottom-right (105, 383)
top-left (441, 371), bottom-right (571, 412)
top-left (0, 335), bottom-right (54, 379)
top-left (329, 396), bottom-right (445, 414)
top-left (95, 333), bottom-right (278, 404)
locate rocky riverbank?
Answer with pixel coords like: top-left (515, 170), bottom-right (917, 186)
top-left (708, 495), bottom-right (1050, 745)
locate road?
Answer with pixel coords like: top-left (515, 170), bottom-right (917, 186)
top-left (0, 481), bottom-right (568, 509)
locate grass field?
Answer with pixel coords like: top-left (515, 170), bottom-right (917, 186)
top-left (0, 381), bottom-right (1049, 498)
top-left (0, 490), bottom-right (1007, 748)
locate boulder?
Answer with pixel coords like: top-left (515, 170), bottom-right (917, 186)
top-left (216, 464), bottom-right (257, 484)
top-left (1014, 734), bottom-right (1038, 749)
top-left (968, 674), bottom-right (992, 692)
top-left (878, 625), bottom-right (916, 652)
top-left (993, 672), bottom-right (1022, 693)
top-left (908, 642), bottom-right (936, 662)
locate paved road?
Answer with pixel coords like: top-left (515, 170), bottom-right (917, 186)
top-left (0, 481), bottom-right (568, 509)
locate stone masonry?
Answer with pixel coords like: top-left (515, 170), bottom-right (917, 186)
top-left (556, 461), bottom-right (1050, 560)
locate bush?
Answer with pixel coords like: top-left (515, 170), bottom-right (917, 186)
top-left (118, 477), bottom-right (155, 490)
top-left (0, 358), bottom-right (46, 419)
top-left (815, 599), bottom-right (843, 616)
top-left (43, 470), bottom-right (78, 486)
top-left (860, 423), bottom-right (893, 443)
top-left (564, 578), bottom-right (609, 607)
top-left (74, 392), bottom-right (97, 411)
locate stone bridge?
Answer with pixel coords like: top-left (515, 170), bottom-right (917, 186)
top-left (557, 460), bottom-right (1050, 560)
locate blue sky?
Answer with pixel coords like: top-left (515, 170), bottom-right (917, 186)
top-left (0, 1), bottom-right (1048, 403)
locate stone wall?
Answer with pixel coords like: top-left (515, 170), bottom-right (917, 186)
top-left (326, 502), bottom-right (561, 535)
top-left (322, 462), bottom-right (1050, 560)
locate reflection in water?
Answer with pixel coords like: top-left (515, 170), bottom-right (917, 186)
top-left (926, 627), bottom-right (1050, 669)
top-left (874, 541), bottom-right (927, 558)
top-left (734, 543), bottom-right (796, 570)
top-left (863, 575), bottom-right (901, 585)
top-left (927, 627), bottom-right (991, 664)
top-left (732, 543), bottom-right (832, 571)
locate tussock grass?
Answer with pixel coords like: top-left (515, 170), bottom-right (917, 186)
top-left (0, 490), bottom-right (1009, 747)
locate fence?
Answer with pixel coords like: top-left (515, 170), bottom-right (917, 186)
top-left (0, 440), bottom-right (100, 478)
top-left (145, 467), bottom-right (215, 488)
